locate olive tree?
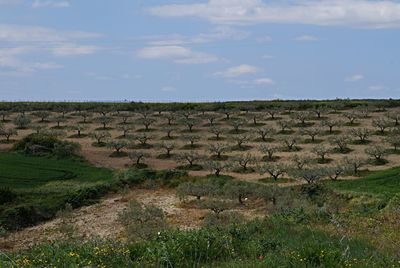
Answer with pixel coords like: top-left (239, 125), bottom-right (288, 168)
top-left (137, 118), bottom-right (156, 131)
top-left (343, 111), bottom-right (359, 125)
top-left (290, 111), bottom-right (310, 126)
top-left (343, 156), bottom-right (367, 175)
top-left (134, 133), bottom-right (152, 148)
top-left (107, 139), bottom-right (130, 157)
top-left (208, 143), bottom-right (230, 159)
top-left (383, 133), bottom-right (400, 151)
top-left (128, 151), bottom-right (149, 167)
top-left (321, 119), bottom-right (342, 134)
top-left (372, 118), bottom-right (391, 134)
top-left (259, 144), bottom-right (279, 161)
top-left (329, 135), bottom-right (351, 153)
top-left (228, 118), bottom-right (246, 133)
top-left (209, 126), bottom-right (224, 140)
top-left (204, 160), bottom-right (231, 176)
top-left (164, 112), bottom-right (176, 126)
top-left (301, 127), bottom-right (322, 142)
top-left (51, 115), bottom-right (67, 128)
top-left (324, 165), bottom-right (348, 181)
top-left (276, 119), bottom-right (294, 133)
top-left (161, 125), bottom-right (175, 139)
top-left (68, 125), bottom-right (87, 138)
top-left (258, 163), bottom-right (287, 180)
top-left (255, 127), bottom-right (275, 142)
top-left (158, 142), bottom-right (175, 158)
top-left (290, 154), bottom-right (313, 170)
top-left (94, 116), bottom-right (114, 130)
top-left (290, 168), bottom-right (326, 184)
top-left (280, 136), bottom-right (299, 151)
top-left (385, 111), bottom-right (400, 126)
top-left (223, 181), bottom-right (257, 205)
top-left (231, 134), bottom-right (251, 150)
top-left (0, 128), bottom-right (17, 142)
top-left (13, 115), bottom-right (31, 129)
top-left (181, 134), bottom-right (200, 148)
top-left (350, 128), bottom-right (371, 144)
top-left (365, 145), bottom-right (387, 164)
top-left (233, 153), bottom-right (256, 172)
top-left (90, 131), bottom-right (111, 146)
top-left (32, 111), bottom-right (51, 122)
top-left (117, 125), bottom-right (134, 138)
top-left (175, 151), bottom-right (203, 169)
top-left (312, 145), bottom-right (330, 163)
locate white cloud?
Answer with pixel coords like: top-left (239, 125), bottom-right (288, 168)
top-left (232, 77), bottom-right (275, 87)
top-left (148, 0), bottom-right (400, 29)
top-left (142, 26), bottom-right (249, 46)
top-left (136, 45), bottom-right (218, 64)
top-left (345, 74), bottom-right (364, 82)
top-left (161, 86), bottom-right (177, 92)
top-left (214, 64), bottom-right (260, 77)
top-left (51, 43), bottom-right (98, 56)
top-left (32, 0), bottom-right (70, 8)
top-left (369, 85), bottom-right (386, 91)
top-left (262, 54), bottom-right (274, 59)
top-left (295, 35), bottom-right (319, 42)
top-left (257, 35), bottom-right (272, 43)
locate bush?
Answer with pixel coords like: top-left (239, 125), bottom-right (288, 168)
top-left (13, 133), bottom-right (80, 158)
top-left (0, 187), bottom-right (17, 205)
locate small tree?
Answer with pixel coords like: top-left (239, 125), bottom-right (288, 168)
top-left (343, 111), bottom-right (359, 125)
top-left (290, 168), bottom-right (326, 184)
top-left (94, 116), bottom-right (114, 129)
top-left (181, 134), bottom-right (200, 148)
top-left (117, 125), bottom-right (134, 138)
top-left (350, 128), bottom-right (371, 144)
top-left (228, 118), bottom-right (246, 133)
top-left (75, 111), bottom-right (92, 123)
top-left (321, 119), bottom-right (342, 134)
top-left (68, 125), bottom-right (87, 138)
top-left (329, 135), bottom-right (351, 153)
top-left (325, 165), bottom-right (348, 181)
top-left (290, 111), bottom-right (310, 126)
top-left (372, 118), bottom-right (391, 134)
top-left (209, 126), bottom-right (224, 140)
top-left (233, 153), bottom-right (256, 172)
top-left (258, 163), bottom-right (287, 180)
top-left (117, 112), bottom-right (132, 125)
top-left (223, 181), bottom-right (256, 205)
top-left (0, 111), bottom-right (10, 122)
top-left (51, 115), bottom-right (67, 128)
top-left (290, 154), bottom-right (313, 170)
top-left (204, 160), bottom-right (231, 176)
top-left (256, 127), bottom-right (275, 142)
top-left (0, 128), bottom-right (17, 142)
top-left (266, 107), bottom-right (281, 120)
top-left (164, 112), bottom-right (176, 126)
top-left (90, 131), bottom-right (111, 146)
top-left (13, 115), bottom-right (31, 129)
top-left (231, 134), bottom-right (251, 150)
top-left (280, 136), bottom-right (299, 151)
top-left (181, 118), bottom-right (200, 132)
top-left (365, 145), bottom-right (387, 164)
top-left (259, 144), bottom-right (279, 161)
top-left (383, 133), bottom-right (400, 151)
top-left (158, 142), bottom-right (175, 158)
top-left (343, 156), bottom-right (367, 175)
top-left (107, 139), bottom-right (130, 157)
top-left (32, 111), bottom-right (51, 122)
top-left (175, 151), bottom-right (203, 169)
top-left (205, 113), bottom-right (218, 126)
top-left (301, 127), bottom-right (322, 142)
top-left (138, 118), bottom-right (156, 131)
top-left (128, 151), bottom-right (149, 167)
top-left (161, 125), bottom-right (175, 139)
top-left (385, 111), bottom-right (400, 126)
top-left (276, 120), bottom-right (294, 133)
top-left (312, 145), bottom-right (330, 163)
top-left (134, 133), bottom-right (152, 148)
top-left (208, 143), bottom-right (230, 159)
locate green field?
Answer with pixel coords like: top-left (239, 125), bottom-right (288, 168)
top-left (327, 167), bottom-right (400, 198)
top-left (0, 152), bottom-right (112, 189)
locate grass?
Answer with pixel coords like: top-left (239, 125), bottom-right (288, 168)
top-left (0, 152), bottom-right (111, 189)
top-left (326, 166), bottom-right (400, 198)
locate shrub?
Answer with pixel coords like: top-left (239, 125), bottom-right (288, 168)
top-left (0, 187), bottom-right (17, 205)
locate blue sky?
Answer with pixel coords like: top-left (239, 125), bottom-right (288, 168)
top-left (1, 0), bottom-right (400, 102)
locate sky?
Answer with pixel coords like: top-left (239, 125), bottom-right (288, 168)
top-left (1, 0), bottom-right (400, 102)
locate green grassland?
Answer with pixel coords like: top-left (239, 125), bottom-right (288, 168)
top-left (0, 152), bottom-right (111, 189)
